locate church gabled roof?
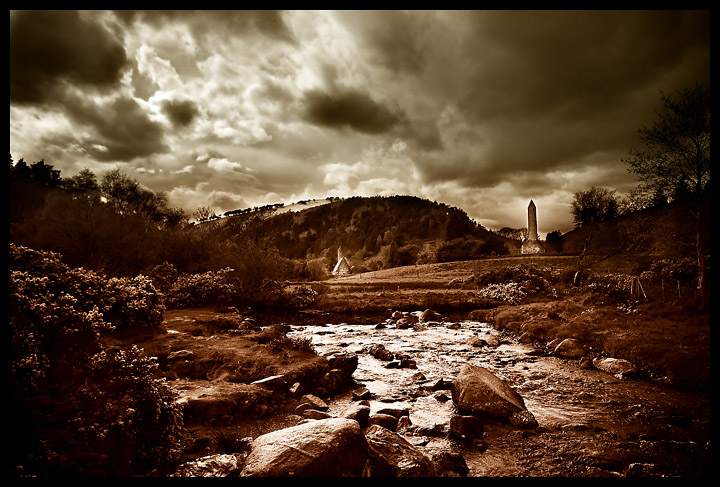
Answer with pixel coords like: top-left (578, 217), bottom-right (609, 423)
top-left (332, 256), bottom-right (351, 275)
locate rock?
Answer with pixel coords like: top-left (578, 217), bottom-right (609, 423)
top-left (593, 357), bottom-right (638, 377)
top-left (341, 402), bottom-right (370, 427)
top-left (451, 364), bottom-right (528, 420)
top-left (484, 335), bottom-right (500, 347)
top-left (468, 309), bottom-right (490, 321)
top-left (385, 360), bottom-right (401, 369)
top-left (431, 451), bottom-right (469, 477)
top-left (352, 387), bottom-right (372, 401)
top-left (365, 343), bottom-right (395, 361)
top-left (430, 377), bottom-right (451, 391)
top-left (363, 424), bottom-right (437, 477)
top-left (508, 410), bottom-right (538, 429)
top-left (396, 415), bottom-right (413, 431)
top-left (294, 402), bottom-right (314, 415)
top-left (518, 332), bottom-right (534, 344)
top-left (553, 338), bottom-right (586, 358)
top-left (434, 392), bottom-right (450, 402)
top-left (391, 311), bottom-right (404, 320)
top-left (368, 413), bottom-right (399, 431)
top-left (240, 418), bottom-right (368, 477)
top-left (179, 384), bottom-right (272, 425)
top-left (167, 349), bottom-right (194, 361)
top-left (289, 382), bottom-right (302, 395)
top-left (303, 409), bottom-right (333, 420)
top-left (251, 375), bottom-right (287, 392)
top-left (579, 356), bottom-right (594, 369)
top-left (377, 407), bottom-right (410, 419)
top-left (396, 318), bottom-right (411, 329)
top-left (411, 372), bottom-right (426, 381)
top-left (174, 453), bottom-right (244, 477)
top-left (325, 353), bottom-right (359, 377)
top-left (419, 309), bottom-right (442, 323)
top-left (466, 335), bottom-right (485, 347)
top-left (626, 463), bottom-right (660, 476)
top-left (414, 423), bottom-right (448, 437)
top-left (321, 369), bottom-right (348, 394)
top-left (450, 414), bottom-right (485, 440)
top-left (299, 394), bottom-right (329, 411)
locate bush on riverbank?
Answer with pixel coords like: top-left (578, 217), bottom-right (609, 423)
top-left (10, 244), bottom-right (183, 477)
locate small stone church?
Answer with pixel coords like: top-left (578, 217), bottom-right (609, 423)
top-left (332, 247), bottom-right (352, 277)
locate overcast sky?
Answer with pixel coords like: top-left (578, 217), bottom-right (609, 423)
top-left (10, 10), bottom-right (710, 235)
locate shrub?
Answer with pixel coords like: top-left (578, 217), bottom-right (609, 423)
top-left (84, 346), bottom-right (184, 471)
top-left (283, 284), bottom-right (319, 309)
top-left (9, 244), bottom-right (182, 476)
top-left (145, 262), bottom-right (179, 295)
top-left (585, 273), bottom-right (635, 297)
top-left (640, 257), bottom-right (698, 283)
top-left (104, 275), bottom-right (165, 329)
top-left (473, 265), bottom-right (557, 303)
top-left (477, 282), bottom-right (527, 305)
top-left (164, 267), bottom-right (242, 308)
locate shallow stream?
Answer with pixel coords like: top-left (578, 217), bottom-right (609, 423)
top-left (287, 317), bottom-right (711, 477)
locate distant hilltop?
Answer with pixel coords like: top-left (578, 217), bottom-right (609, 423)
top-left (199, 195), bottom-right (520, 274)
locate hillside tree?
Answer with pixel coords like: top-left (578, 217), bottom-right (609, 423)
top-left (570, 186), bottom-right (619, 228)
top-left (622, 83), bottom-right (710, 203)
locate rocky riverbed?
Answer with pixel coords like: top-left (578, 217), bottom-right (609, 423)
top-left (165, 306), bottom-right (710, 477)
top-left (281, 312), bottom-right (711, 477)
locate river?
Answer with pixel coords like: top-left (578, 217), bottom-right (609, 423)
top-left (287, 315), bottom-right (711, 477)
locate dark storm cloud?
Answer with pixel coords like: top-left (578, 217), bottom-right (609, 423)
top-left (401, 10), bottom-right (712, 189)
top-left (302, 88), bottom-right (405, 135)
top-left (61, 93), bottom-right (169, 161)
top-left (333, 10), bottom-right (428, 75)
top-left (162, 99), bottom-right (200, 128)
top-left (459, 10), bottom-right (710, 123)
top-left (10, 10), bottom-right (128, 104)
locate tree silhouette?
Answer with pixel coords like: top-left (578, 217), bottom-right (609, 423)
top-left (623, 83), bottom-right (710, 203)
top-left (571, 186), bottom-right (619, 228)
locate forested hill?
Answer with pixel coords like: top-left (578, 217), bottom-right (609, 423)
top-left (216, 195), bottom-right (517, 274)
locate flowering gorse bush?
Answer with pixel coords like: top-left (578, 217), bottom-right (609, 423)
top-left (9, 244), bottom-right (181, 476)
top-left (164, 267), bottom-right (241, 308)
top-left (473, 265), bottom-right (558, 304)
top-left (10, 269), bottom-right (109, 397)
top-left (478, 282), bottom-right (528, 305)
top-left (104, 275), bottom-right (165, 328)
top-left (640, 257), bottom-right (698, 283)
top-left (283, 284), bottom-right (319, 309)
top-left (585, 273), bottom-right (635, 296)
top-left (84, 346), bottom-right (183, 469)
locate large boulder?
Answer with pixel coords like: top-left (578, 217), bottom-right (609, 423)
top-left (364, 425), bottom-right (437, 477)
top-left (240, 418), bottom-right (368, 477)
top-left (451, 365), bottom-right (528, 420)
